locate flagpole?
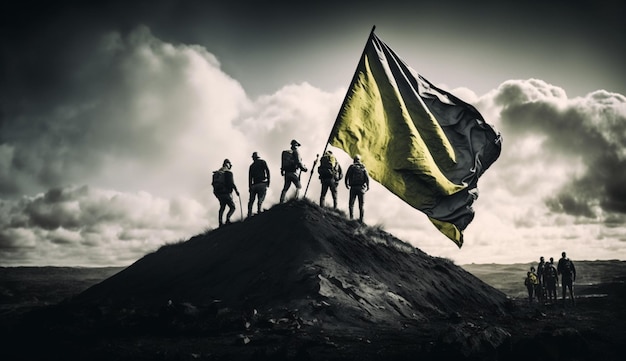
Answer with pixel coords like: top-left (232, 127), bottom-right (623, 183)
top-left (320, 25), bottom-right (376, 160)
top-left (308, 26), bottom-right (375, 200)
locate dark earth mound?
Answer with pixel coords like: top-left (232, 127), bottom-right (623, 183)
top-left (73, 199), bottom-right (509, 325)
top-left (1, 200), bottom-right (624, 360)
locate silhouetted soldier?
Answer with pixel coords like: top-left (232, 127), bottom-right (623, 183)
top-left (318, 150), bottom-right (343, 209)
top-left (345, 154), bottom-right (369, 222)
top-left (248, 152), bottom-right (270, 217)
top-left (537, 256), bottom-right (546, 304)
top-left (212, 159), bottom-right (239, 226)
top-left (557, 251), bottom-right (576, 306)
top-left (524, 270), bottom-right (537, 304)
top-left (544, 257), bottom-right (559, 303)
top-left (280, 139), bottom-right (307, 203)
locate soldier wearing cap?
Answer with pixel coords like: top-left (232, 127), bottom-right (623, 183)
top-left (345, 154), bottom-right (369, 222)
top-left (248, 151), bottom-right (270, 217)
top-left (279, 139), bottom-right (308, 203)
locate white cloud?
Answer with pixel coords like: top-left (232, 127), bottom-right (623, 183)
top-left (0, 185), bottom-right (209, 266)
top-left (1, 26), bottom-right (250, 200)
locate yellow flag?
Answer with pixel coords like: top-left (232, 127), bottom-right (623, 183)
top-left (329, 30), bottom-right (502, 247)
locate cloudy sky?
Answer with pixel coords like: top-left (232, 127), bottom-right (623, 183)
top-left (1, 0), bottom-right (625, 266)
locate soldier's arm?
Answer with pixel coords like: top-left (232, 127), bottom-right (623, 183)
top-left (229, 172), bottom-right (239, 195)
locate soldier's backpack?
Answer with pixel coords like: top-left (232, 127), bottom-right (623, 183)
top-left (524, 275), bottom-right (532, 287)
top-left (249, 160), bottom-right (268, 185)
top-left (562, 259), bottom-right (573, 277)
top-left (349, 163), bottom-right (366, 185)
top-left (318, 153), bottom-right (336, 179)
top-left (281, 150), bottom-right (297, 172)
top-left (212, 170), bottom-right (227, 193)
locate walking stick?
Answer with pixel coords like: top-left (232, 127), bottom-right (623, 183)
top-left (304, 154), bottom-right (319, 198)
top-left (237, 193), bottom-right (243, 220)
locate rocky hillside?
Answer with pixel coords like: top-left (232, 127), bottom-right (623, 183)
top-left (74, 199), bottom-right (509, 328)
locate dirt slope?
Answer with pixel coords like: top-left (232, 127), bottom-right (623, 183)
top-left (74, 199), bottom-right (508, 327)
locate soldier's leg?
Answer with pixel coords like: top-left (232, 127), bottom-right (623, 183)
top-left (247, 189), bottom-right (255, 217)
top-left (218, 199), bottom-right (226, 226)
top-left (226, 196), bottom-right (236, 223)
top-left (330, 182), bottom-right (338, 209)
top-left (257, 184), bottom-right (267, 213)
top-left (293, 174), bottom-right (302, 199)
top-left (280, 176), bottom-right (290, 203)
top-left (358, 192), bottom-right (364, 222)
top-left (348, 188), bottom-right (356, 219)
top-left (320, 182), bottom-right (329, 207)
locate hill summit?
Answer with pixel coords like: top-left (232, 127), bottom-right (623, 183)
top-left (75, 199), bottom-right (508, 328)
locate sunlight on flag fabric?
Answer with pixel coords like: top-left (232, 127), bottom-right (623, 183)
top-left (328, 30), bottom-right (502, 247)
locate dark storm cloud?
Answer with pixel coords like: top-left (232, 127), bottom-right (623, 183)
top-left (494, 79), bottom-right (626, 217)
top-left (1, 24), bottom-right (248, 197)
top-left (3, 0), bottom-right (625, 99)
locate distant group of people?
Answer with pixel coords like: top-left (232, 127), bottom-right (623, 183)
top-left (211, 139), bottom-right (370, 226)
top-left (525, 251), bottom-right (576, 306)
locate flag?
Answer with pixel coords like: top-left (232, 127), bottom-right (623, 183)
top-left (328, 29), bottom-right (502, 247)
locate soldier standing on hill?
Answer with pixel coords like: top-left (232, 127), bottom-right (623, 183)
top-left (524, 271), bottom-right (535, 304)
top-left (345, 154), bottom-right (369, 222)
top-left (248, 152), bottom-right (270, 217)
top-left (280, 139), bottom-right (308, 203)
top-left (524, 266), bottom-right (539, 304)
top-left (212, 159), bottom-right (240, 226)
top-left (537, 256), bottom-right (546, 304)
top-left (544, 257), bottom-right (559, 303)
top-left (557, 251), bottom-right (577, 306)
top-left (318, 150), bottom-right (343, 209)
